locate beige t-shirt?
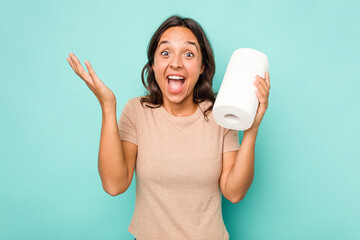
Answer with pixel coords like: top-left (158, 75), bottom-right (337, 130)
top-left (118, 96), bottom-right (240, 240)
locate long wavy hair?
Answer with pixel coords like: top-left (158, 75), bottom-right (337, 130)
top-left (140, 15), bottom-right (216, 121)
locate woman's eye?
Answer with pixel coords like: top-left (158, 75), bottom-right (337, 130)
top-left (185, 52), bottom-right (194, 57)
top-left (161, 51), bottom-right (169, 56)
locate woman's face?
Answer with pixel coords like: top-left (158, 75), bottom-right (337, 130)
top-left (152, 26), bottom-right (204, 107)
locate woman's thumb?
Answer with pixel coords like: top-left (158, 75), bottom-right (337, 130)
top-left (85, 60), bottom-right (103, 85)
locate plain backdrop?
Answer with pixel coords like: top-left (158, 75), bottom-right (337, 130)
top-left (1, 0), bottom-right (359, 239)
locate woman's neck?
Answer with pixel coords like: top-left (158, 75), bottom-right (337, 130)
top-left (162, 97), bottom-right (198, 117)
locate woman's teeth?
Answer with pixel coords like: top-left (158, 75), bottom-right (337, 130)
top-left (168, 76), bottom-right (184, 80)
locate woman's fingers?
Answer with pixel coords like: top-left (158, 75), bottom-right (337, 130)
top-left (69, 53), bottom-right (86, 75)
top-left (254, 75), bottom-right (268, 98)
top-left (66, 57), bottom-right (75, 71)
top-left (265, 72), bottom-right (270, 89)
top-left (68, 53), bottom-right (78, 71)
top-left (249, 72), bottom-right (271, 129)
top-left (255, 89), bottom-right (267, 106)
top-left (67, 55), bottom-right (82, 76)
top-left (67, 53), bottom-right (94, 85)
top-left (254, 74), bottom-right (270, 111)
top-left (85, 60), bottom-right (104, 87)
top-left (255, 75), bottom-right (269, 91)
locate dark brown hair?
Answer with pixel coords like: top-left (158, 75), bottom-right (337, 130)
top-left (140, 15), bottom-right (216, 121)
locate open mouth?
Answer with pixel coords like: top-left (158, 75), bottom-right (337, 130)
top-left (167, 76), bottom-right (185, 92)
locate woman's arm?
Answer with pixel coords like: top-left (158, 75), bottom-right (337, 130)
top-left (220, 129), bottom-right (257, 203)
top-left (98, 106), bottom-right (137, 196)
top-left (66, 53), bottom-right (137, 196)
top-left (220, 72), bottom-right (270, 203)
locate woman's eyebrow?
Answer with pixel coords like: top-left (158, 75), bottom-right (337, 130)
top-left (158, 40), bottom-right (198, 51)
top-left (158, 40), bottom-right (170, 47)
top-left (185, 41), bottom-right (198, 51)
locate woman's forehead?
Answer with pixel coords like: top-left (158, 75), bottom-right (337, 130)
top-left (159, 27), bottom-right (199, 46)
top-left (158, 40), bottom-right (198, 51)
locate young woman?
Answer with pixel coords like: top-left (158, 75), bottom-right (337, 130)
top-left (67, 15), bottom-right (270, 240)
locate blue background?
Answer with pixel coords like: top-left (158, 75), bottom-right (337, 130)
top-left (1, 0), bottom-right (359, 239)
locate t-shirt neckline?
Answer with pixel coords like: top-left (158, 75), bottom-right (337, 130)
top-left (158, 103), bottom-right (204, 123)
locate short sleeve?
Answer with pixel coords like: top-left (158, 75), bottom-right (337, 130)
top-left (223, 128), bottom-right (240, 153)
top-left (118, 99), bottom-right (138, 145)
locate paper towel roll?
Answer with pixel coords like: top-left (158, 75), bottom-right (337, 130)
top-left (213, 48), bottom-right (269, 130)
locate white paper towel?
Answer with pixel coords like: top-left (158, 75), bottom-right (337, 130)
top-left (213, 48), bottom-right (269, 130)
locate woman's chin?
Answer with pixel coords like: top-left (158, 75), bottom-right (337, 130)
top-left (163, 92), bottom-right (191, 105)
top-left (164, 95), bottom-right (184, 104)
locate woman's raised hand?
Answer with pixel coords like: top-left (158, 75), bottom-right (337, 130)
top-left (66, 53), bottom-right (116, 109)
top-left (246, 72), bottom-right (270, 133)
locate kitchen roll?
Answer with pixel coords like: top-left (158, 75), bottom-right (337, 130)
top-left (213, 48), bottom-right (269, 130)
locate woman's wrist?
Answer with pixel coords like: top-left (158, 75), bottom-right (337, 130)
top-left (101, 101), bottom-right (117, 116)
top-left (244, 127), bottom-right (259, 137)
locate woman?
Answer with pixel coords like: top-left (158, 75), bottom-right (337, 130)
top-left (67, 15), bottom-right (270, 240)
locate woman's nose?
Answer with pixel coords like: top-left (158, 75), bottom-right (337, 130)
top-left (170, 55), bottom-right (183, 69)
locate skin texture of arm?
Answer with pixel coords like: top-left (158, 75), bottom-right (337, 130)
top-left (98, 107), bottom-right (138, 196)
top-left (220, 129), bottom-right (257, 203)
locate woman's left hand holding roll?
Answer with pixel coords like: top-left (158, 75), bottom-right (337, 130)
top-left (247, 72), bottom-right (270, 132)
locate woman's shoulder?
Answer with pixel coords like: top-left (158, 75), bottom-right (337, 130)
top-left (125, 96), bottom-right (159, 112)
top-left (126, 96), bottom-right (142, 105)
